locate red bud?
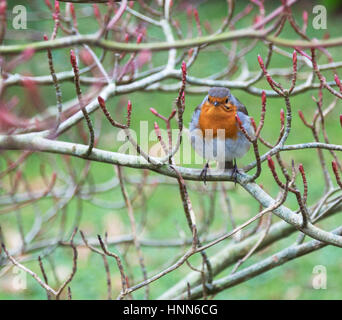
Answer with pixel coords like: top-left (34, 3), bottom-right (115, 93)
top-left (169, 109), bottom-right (177, 119)
top-left (266, 75), bottom-right (274, 87)
top-left (79, 49), bottom-right (93, 65)
top-left (292, 50), bottom-right (297, 71)
top-left (294, 47), bottom-right (312, 61)
top-left (186, 6), bottom-right (192, 18)
top-left (126, 100), bottom-right (132, 127)
top-left (43, 34), bottom-right (49, 41)
top-left (302, 10), bottom-right (308, 24)
top-left (334, 74), bottom-right (341, 86)
top-left (261, 90), bottom-right (266, 110)
top-left (334, 74), bottom-right (342, 92)
top-left (70, 3), bottom-right (76, 26)
top-left (299, 163), bottom-right (304, 175)
top-left (51, 172), bottom-right (57, 183)
top-left (250, 117), bottom-right (257, 131)
top-left (127, 100), bottom-right (132, 113)
top-left (267, 155), bottom-right (275, 170)
top-left (193, 8), bottom-right (200, 23)
top-left (70, 3), bottom-right (75, 16)
top-left (154, 122), bottom-right (161, 141)
top-left (54, 0), bottom-right (60, 13)
top-left (97, 96), bottom-right (106, 108)
top-left (136, 33), bottom-right (143, 44)
top-left (280, 109), bottom-right (285, 124)
top-left (124, 33), bottom-right (129, 43)
top-left (298, 110), bottom-right (306, 123)
top-left (44, 0), bottom-right (53, 11)
top-left (253, 15), bottom-right (262, 25)
top-left (181, 61), bottom-right (187, 86)
top-left (235, 114), bottom-right (242, 127)
top-left (298, 163), bottom-right (307, 201)
top-left (188, 48), bottom-right (194, 58)
top-left (22, 77), bottom-right (36, 91)
top-left (22, 48), bottom-right (35, 61)
top-left (174, 19), bottom-right (180, 28)
top-left (93, 4), bottom-right (101, 19)
top-left (258, 55), bottom-right (272, 85)
top-left (15, 170), bottom-right (22, 182)
top-left (70, 50), bottom-right (77, 67)
top-left (340, 115), bottom-right (342, 128)
top-left (257, 55), bottom-right (264, 68)
top-left (0, 0), bottom-right (6, 15)
top-left (181, 61), bottom-right (187, 75)
top-left (149, 108), bottom-right (159, 116)
top-left (204, 20), bottom-right (211, 32)
top-left (332, 161), bottom-right (338, 174)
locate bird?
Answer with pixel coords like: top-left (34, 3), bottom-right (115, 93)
top-left (189, 87), bottom-right (254, 183)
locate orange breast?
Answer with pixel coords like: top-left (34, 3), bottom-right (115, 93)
top-left (198, 102), bottom-right (238, 140)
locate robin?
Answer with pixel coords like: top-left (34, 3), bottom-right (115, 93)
top-left (189, 87), bottom-right (254, 183)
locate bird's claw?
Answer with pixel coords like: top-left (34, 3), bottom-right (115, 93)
top-left (200, 162), bottom-right (209, 185)
top-left (232, 162), bottom-right (239, 186)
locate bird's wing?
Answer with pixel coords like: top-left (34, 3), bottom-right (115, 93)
top-left (236, 103), bottom-right (248, 116)
top-left (229, 93), bottom-right (248, 115)
top-left (189, 104), bottom-right (202, 131)
top-left (237, 110), bottom-right (255, 138)
top-left (189, 95), bottom-right (208, 131)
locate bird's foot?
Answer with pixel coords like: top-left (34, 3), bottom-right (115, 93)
top-left (232, 161), bottom-right (239, 186)
top-left (200, 162), bottom-right (210, 185)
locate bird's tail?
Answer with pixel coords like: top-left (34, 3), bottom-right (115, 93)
top-left (217, 160), bottom-right (234, 170)
top-left (224, 161), bottom-right (234, 170)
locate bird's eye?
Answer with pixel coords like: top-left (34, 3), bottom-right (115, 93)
top-left (225, 98), bottom-right (229, 103)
